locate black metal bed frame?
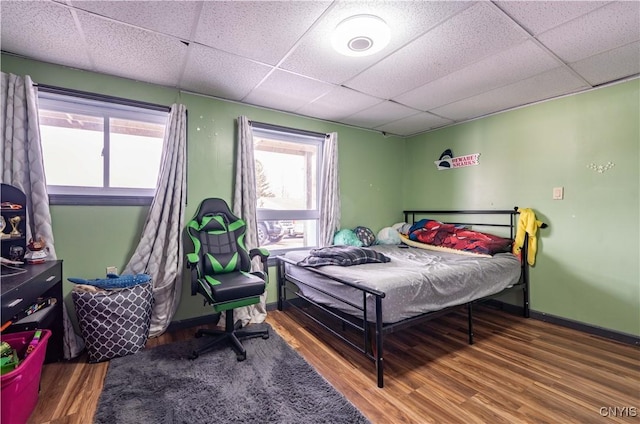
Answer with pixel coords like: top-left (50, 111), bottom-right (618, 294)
top-left (276, 207), bottom-right (544, 388)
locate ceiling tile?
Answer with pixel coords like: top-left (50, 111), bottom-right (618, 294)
top-left (70, 0), bottom-right (201, 39)
top-left (0, 1), bottom-right (92, 69)
top-left (77, 12), bottom-right (187, 87)
top-left (431, 67), bottom-right (590, 121)
top-left (296, 86), bottom-right (383, 122)
top-left (1, 1), bottom-right (635, 137)
top-left (571, 41), bottom-right (640, 86)
top-left (243, 70), bottom-right (334, 113)
top-left (375, 112), bottom-right (453, 137)
top-left (345, 2), bottom-right (529, 99)
top-left (495, 1), bottom-right (609, 35)
top-left (180, 44), bottom-right (273, 101)
top-left (394, 40), bottom-right (559, 111)
top-left (537, 1), bottom-right (640, 63)
top-left (195, 1), bottom-right (332, 66)
top-left (339, 101), bottom-right (420, 129)
top-left (281, 0), bottom-right (472, 84)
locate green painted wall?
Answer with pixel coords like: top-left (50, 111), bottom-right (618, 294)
top-left (1, 55), bottom-right (405, 323)
top-left (4, 54), bottom-right (637, 337)
top-left (404, 80), bottom-right (640, 336)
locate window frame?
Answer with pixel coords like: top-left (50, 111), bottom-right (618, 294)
top-left (37, 86), bottom-right (170, 206)
top-left (251, 122), bottom-right (325, 255)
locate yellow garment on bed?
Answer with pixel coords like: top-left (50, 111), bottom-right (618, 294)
top-left (513, 208), bottom-right (543, 266)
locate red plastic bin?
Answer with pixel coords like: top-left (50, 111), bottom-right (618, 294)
top-left (1, 330), bottom-right (51, 424)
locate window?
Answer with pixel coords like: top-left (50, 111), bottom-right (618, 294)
top-left (252, 123), bottom-right (324, 252)
top-left (37, 89), bottom-right (169, 205)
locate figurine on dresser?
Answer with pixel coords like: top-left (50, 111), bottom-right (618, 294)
top-left (9, 215), bottom-right (22, 237)
top-left (24, 237), bottom-right (49, 264)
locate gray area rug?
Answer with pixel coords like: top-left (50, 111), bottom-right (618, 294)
top-left (94, 323), bottom-right (370, 424)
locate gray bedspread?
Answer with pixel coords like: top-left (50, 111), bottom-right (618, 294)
top-left (283, 245), bottom-right (521, 324)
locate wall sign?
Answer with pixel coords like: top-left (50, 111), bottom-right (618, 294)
top-left (434, 149), bottom-right (480, 170)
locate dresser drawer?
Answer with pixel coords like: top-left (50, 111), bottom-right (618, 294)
top-left (1, 261), bottom-right (62, 324)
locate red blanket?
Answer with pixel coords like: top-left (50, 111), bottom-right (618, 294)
top-left (408, 221), bottom-right (512, 256)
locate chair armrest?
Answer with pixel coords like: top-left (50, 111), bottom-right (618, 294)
top-left (250, 248), bottom-right (269, 271)
top-left (186, 253), bottom-right (202, 295)
top-left (250, 247), bottom-right (269, 259)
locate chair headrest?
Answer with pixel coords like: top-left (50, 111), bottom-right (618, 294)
top-left (200, 215), bottom-right (226, 232)
top-left (195, 198), bottom-right (238, 223)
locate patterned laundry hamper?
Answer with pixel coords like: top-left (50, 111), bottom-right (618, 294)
top-left (72, 281), bottom-right (154, 363)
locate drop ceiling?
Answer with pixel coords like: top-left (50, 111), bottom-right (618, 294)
top-left (1, 1), bottom-right (639, 137)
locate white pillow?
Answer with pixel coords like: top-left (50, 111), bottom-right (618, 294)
top-left (376, 227), bottom-right (401, 245)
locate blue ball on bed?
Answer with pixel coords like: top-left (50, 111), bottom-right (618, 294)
top-left (333, 229), bottom-right (363, 247)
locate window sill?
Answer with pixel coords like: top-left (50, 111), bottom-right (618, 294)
top-left (49, 194), bottom-right (153, 206)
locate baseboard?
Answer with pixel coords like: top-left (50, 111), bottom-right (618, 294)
top-left (266, 301), bottom-right (278, 311)
top-left (529, 310), bottom-right (640, 346)
top-left (482, 299), bottom-right (524, 316)
top-left (483, 299), bottom-right (639, 346)
top-left (166, 313), bottom-right (220, 333)
top-left (167, 304), bottom-right (279, 332)
top-left (270, 298), bottom-right (306, 309)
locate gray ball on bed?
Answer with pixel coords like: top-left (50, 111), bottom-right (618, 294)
top-left (353, 226), bottom-right (376, 247)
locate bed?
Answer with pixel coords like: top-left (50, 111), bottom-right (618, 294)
top-left (276, 208), bottom-right (545, 388)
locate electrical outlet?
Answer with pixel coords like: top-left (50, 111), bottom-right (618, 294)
top-left (553, 187), bottom-right (564, 200)
top-left (106, 266), bottom-right (118, 275)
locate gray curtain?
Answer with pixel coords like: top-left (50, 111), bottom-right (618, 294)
top-left (1, 72), bottom-right (84, 359)
top-left (1, 73), bottom-right (56, 256)
top-left (232, 116), bottom-right (267, 324)
top-left (123, 104), bottom-right (187, 337)
top-left (319, 132), bottom-right (340, 246)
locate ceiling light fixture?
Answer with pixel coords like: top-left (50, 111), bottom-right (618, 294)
top-left (331, 15), bottom-right (390, 57)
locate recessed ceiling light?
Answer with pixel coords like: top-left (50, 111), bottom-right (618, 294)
top-left (331, 15), bottom-right (391, 57)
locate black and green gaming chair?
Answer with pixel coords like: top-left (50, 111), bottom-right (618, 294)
top-left (185, 198), bottom-right (269, 361)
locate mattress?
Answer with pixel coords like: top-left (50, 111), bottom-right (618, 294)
top-left (283, 245), bottom-right (521, 324)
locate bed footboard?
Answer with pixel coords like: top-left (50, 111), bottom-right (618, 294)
top-left (277, 256), bottom-right (386, 387)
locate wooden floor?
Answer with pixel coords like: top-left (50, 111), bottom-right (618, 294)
top-left (27, 305), bottom-right (639, 424)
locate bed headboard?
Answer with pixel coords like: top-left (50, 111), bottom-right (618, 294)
top-left (403, 206), bottom-right (547, 240)
top-left (403, 207), bottom-right (547, 323)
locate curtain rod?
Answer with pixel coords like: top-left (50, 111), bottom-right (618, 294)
top-left (34, 83), bottom-right (171, 112)
top-left (249, 120), bottom-right (329, 138)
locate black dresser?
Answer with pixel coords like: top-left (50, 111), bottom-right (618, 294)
top-left (1, 260), bottom-right (64, 363)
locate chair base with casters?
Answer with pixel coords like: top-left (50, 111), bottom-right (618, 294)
top-left (189, 308), bottom-right (269, 361)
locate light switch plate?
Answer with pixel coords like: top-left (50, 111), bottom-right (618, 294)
top-left (553, 187), bottom-right (564, 200)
